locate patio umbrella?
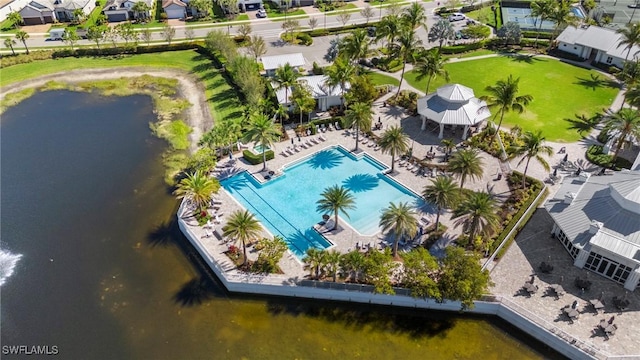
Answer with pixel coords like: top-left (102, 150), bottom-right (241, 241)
top-left (429, 146), bottom-right (433, 152)
top-left (563, 154), bottom-right (569, 162)
top-left (553, 168), bottom-right (558, 177)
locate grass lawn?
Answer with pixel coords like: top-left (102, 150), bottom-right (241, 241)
top-left (267, 9), bottom-right (307, 18)
top-left (367, 72), bottom-right (400, 86)
top-left (0, 50), bottom-right (243, 125)
top-left (368, 0), bottom-right (406, 5)
top-left (465, 6), bottom-right (502, 29)
top-left (405, 55), bottom-right (620, 142)
top-left (442, 49), bottom-right (498, 59)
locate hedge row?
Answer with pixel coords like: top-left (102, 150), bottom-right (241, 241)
top-left (242, 149), bottom-right (275, 165)
top-left (521, 31), bottom-right (553, 39)
top-left (304, 21), bottom-right (380, 37)
top-left (585, 144), bottom-right (633, 170)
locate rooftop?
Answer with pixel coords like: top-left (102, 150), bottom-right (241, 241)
top-left (261, 53), bottom-right (306, 71)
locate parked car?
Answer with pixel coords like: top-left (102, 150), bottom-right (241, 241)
top-left (367, 26), bottom-right (376, 37)
top-left (448, 13), bottom-right (465, 22)
top-left (257, 9), bottom-right (267, 18)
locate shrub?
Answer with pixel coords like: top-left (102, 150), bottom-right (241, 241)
top-left (440, 40), bottom-right (486, 54)
top-left (312, 61), bottom-right (324, 75)
top-left (296, 32), bottom-right (313, 46)
top-left (521, 31), bottom-right (553, 39)
top-left (597, 129), bottom-right (610, 144)
top-left (242, 149), bottom-right (275, 165)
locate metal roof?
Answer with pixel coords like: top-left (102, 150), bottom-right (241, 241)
top-left (557, 25), bottom-right (640, 61)
top-left (260, 53), bottom-right (306, 71)
top-left (272, 75), bottom-right (348, 105)
top-left (545, 171), bottom-right (640, 264)
top-left (417, 84), bottom-right (491, 126)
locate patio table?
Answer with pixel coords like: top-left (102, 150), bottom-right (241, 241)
top-left (589, 299), bottom-right (605, 313)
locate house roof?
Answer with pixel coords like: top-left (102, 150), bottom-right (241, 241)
top-left (416, 84), bottom-right (491, 126)
top-left (27, 0), bottom-right (54, 10)
top-left (272, 75), bottom-right (348, 104)
top-left (162, 0), bottom-right (185, 8)
top-left (55, 0), bottom-right (90, 10)
top-left (557, 25), bottom-right (640, 61)
top-left (104, 0), bottom-right (153, 10)
top-left (261, 53), bottom-right (306, 71)
top-left (545, 170), bottom-right (640, 265)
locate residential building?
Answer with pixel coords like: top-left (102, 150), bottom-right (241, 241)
top-left (18, 0), bottom-right (55, 24)
top-left (261, 53), bottom-right (306, 77)
top-left (273, 75), bottom-right (349, 111)
top-left (103, 0), bottom-right (153, 22)
top-left (545, 170), bottom-right (640, 291)
top-left (52, 0), bottom-right (95, 22)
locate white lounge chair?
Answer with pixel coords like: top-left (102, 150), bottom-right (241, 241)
top-left (361, 138), bottom-right (368, 145)
top-left (319, 135), bottom-right (327, 141)
top-left (316, 125), bottom-right (321, 133)
top-left (334, 121), bottom-right (341, 130)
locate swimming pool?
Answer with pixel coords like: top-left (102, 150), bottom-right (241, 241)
top-left (221, 146), bottom-right (425, 258)
top-left (253, 144), bottom-right (270, 154)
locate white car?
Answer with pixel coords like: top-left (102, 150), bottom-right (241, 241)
top-left (448, 13), bottom-right (465, 22)
top-left (256, 9), bottom-right (267, 18)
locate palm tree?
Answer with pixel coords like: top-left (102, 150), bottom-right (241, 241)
top-left (378, 125), bottom-right (410, 172)
top-left (415, 49), bottom-right (449, 95)
top-left (340, 250), bottom-right (365, 283)
top-left (174, 170), bottom-right (220, 211)
top-left (376, 14), bottom-right (402, 51)
top-left (132, 1), bottom-right (151, 21)
top-left (338, 28), bottom-right (370, 72)
top-left (344, 102), bottom-right (373, 151)
top-left (602, 108), bottom-right (640, 162)
top-left (303, 248), bottom-right (326, 279)
top-left (316, 185), bottom-right (356, 231)
top-left (242, 113), bottom-right (281, 171)
top-left (394, 25), bottom-right (423, 98)
top-left (529, 0), bottom-right (555, 51)
top-left (7, 11), bottom-right (22, 29)
top-left (15, 30), bottom-right (29, 55)
top-left (379, 202), bottom-right (418, 258)
top-left (452, 191), bottom-right (500, 240)
top-left (324, 57), bottom-right (355, 109)
top-left (448, 148), bottom-right (484, 190)
top-left (616, 22), bottom-right (640, 62)
top-left (273, 63), bottom-right (300, 109)
top-left (482, 75), bottom-right (533, 148)
top-left (422, 176), bottom-right (458, 232)
top-left (548, 0), bottom-right (579, 48)
top-left (222, 210), bottom-right (262, 267)
top-left (4, 38), bottom-right (16, 55)
top-left (274, 104), bottom-right (289, 125)
top-left (507, 130), bottom-right (553, 189)
top-left (403, 2), bottom-right (427, 30)
top-left (440, 138), bottom-right (455, 155)
top-left (324, 250), bottom-right (342, 282)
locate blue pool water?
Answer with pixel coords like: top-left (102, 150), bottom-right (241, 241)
top-left (221, 146), bottom-right (425, 258)
top-left (253, 144), bottom-right (270, 154)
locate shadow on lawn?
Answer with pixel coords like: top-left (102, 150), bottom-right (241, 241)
top-left (564, 112), bottom-right (603, 136)
top-left (574, 74), bottom-right (620, 91)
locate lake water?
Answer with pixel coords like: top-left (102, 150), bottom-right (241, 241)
top-left (0, 90), bottom-right (563, 359)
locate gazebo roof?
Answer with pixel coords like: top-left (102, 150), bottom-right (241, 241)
top-left (417, 84), bottom-right (491, 126)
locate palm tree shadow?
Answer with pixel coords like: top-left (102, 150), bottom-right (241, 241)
top-left (173, 277), bottom-right (215, 306)
top-left (509, 54), bottom-right (541, 64)
top-left (574, 74), bottom-right (620, 91)
top-left (342, 173), bottom-right (379, 192)
top-left (148, 220), bottom-right (178, 247)
top-left (308, 149), bottom-right (343, 169)
top-left (565, 113), bottom-right (602, 136)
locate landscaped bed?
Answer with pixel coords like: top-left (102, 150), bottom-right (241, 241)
top-left (405, 55), bottom-right (620, 142)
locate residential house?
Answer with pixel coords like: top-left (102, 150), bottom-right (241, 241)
top-left (261, 53), bottom-right (306, 77)
top-left (162, 0), bottom-right (186, 19)
top-left (545, 170), bottom-right (640, 291)
top-left (19, 0), bottom-right (56, 24)
top-left (52, 0), bottom-right (95, 22)
top-left (273, 75), bottom-right (349, 111)
top-left (1, 0), bottom-right (30, 22)
top-left (103, 0), bottom-right (153, 22)
top-left (556, 25), bottom-right (640, 68)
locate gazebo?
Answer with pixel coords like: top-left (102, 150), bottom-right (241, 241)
top-left (416, 84), bottom-right (491, 140)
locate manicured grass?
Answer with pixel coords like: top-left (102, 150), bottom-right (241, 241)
top-left (443, 49), bottom-right (497, 59)
top-left (367, 72), bottom-right (400, 86)
top-left (466, 6), bottom-right (502, 29)
top-left (1, 50), bottom-right (244, 125)
top-left (405, 55), bottom-right (619, 142)
top-left (267, 9), bottom-right (307, 18)
top-left (368, 0), bottom-right (406, 5)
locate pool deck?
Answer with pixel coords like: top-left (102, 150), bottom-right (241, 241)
top-left (181, 94), bottom-right (638, 358)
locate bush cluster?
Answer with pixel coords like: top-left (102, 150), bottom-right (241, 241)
top-left (242, 149), bottom-right (275, 164)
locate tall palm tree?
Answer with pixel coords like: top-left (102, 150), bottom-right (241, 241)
top-left (548, 0), bottom-right (578, 48)
top-left (376, 14), bottom-right (402, 51)
top-left (394, 25), bottom-right (423, 98)
top-left (616, 22), bottom-right (640, 62)
top-left (482, 75), bottom-right (533, 147)
top-left (452, 191), bottom-right (500, 240)
top-left (602, 108), bottom-right (640, 162)
top-left (4, 38), bottom-right (16, 55)
top-left (316, 185), bottom-right (356, 231)
top-left (222, 210), bottom-right (262, 267)
top-left (338, 28), bottom-right (370, 72)
top-left (402, 2), bottom-right (427, 30)
top-left (174, 170), bottom-right (220, 211)
top-left (529, 0), bottom-right (555, 51)
top-left (324, 57), bottom-right (355, 109)
top-left (7, 11), bottom-right (22, 29)
top-left (507, 130), bottom-right (553, 189)
top-left (132, 1), bottom-right (151, 21)
top-left (415, 49), bottom-right (449, 95)
top-left (344, 102), bottom-right (374, 151)
top-left (303, 248), bottom-right (326, 279)
top-left (242, 113), bottom-right (281, 171)
top-left (378, 125), bottom-right (410, 172)
top-left (448, 148), bottom-right (484, 190)
top-left (340, 250), bottom-right (365, 283)
top-left (379, 202), bottom-right (418, 258)
top-left (324, 250), bottom-right (342, 282)
top-left (15, 30), bottom-right (29, 54)
top-left (273, 63), bottom-right (300, 109)
top-left (422, 176), bottom-right (458, 232)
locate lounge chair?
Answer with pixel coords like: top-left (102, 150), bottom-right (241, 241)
top-left (320, 124), bottom-right (327, 132)
top-left (406, 164), bottom-right (414, 171)
top-left (317, 219), bottom-right (335, 233)
top-left (373, 145), bottom-right (380, 151)
top-left (316, 125), bottom-right (321, 133)
top-left (335, 121), bottom-right (341, 130)
top-left (310, 137), bottom-right (319, 144)
top-left (293, 145), bottom-right (300, 152)
top-left (319, 135), bottom-right (327, 141)
top-left (305, 140), bottom-right (313, 147)
top-left (361, 138), bottom-right (368, 145)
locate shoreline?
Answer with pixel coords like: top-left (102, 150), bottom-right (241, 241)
top-left (0, 67), bottom-right (213, 153)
